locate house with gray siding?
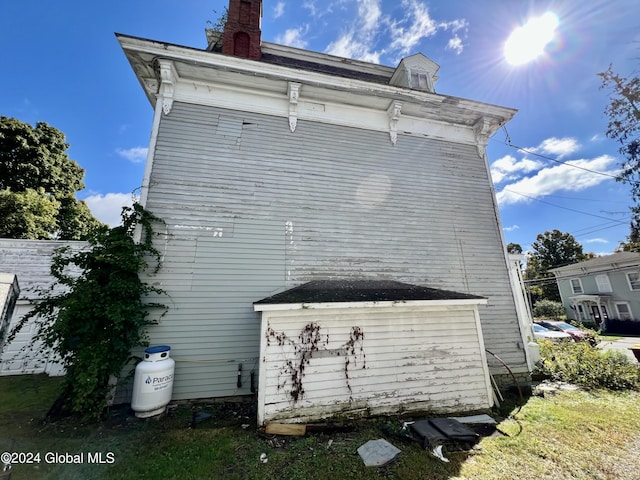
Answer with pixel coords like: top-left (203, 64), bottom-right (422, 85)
top-left (117, 0), bottom-right (530, 421)
top-left (550, 251), bottom-right (640, 327)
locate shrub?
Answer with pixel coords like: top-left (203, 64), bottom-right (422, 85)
top-left (537, 339), bottom-right (640, 390)
top-left (532, 299), bottom-right (566, 319)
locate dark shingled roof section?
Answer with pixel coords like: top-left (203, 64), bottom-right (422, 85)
top-left (254, 280), bottom-right (485, 305)
top-left (260, 53), bottom-right (393, 85)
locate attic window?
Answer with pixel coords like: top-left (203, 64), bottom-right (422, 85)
top-left (411, 72), bottom-right (433, 91)
top-left (390, 53), bottom-right (440, 93)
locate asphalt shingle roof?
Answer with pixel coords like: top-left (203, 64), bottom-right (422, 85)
top-left (254, 280), bottom-right (484, 305)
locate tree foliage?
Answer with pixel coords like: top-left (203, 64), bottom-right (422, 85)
top-left (7, 204), bottom-right (165, 421)
top-left (0, 188), bottom-right (59, 239)
top-left (526, 229), bottom-right (588, 302)
top-left (0, 116), bottom-right (103, 239)
top-left (507, 242), bottom-right (523, 254)
top-left (599, 66), bottom-right (640, 250)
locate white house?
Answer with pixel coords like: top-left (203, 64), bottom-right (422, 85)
top-left (117, 0), bottom-right (530, 422)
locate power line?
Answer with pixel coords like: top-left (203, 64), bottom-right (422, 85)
top-left (496, 126), bottom-right (620, 180)
top-left (502, 189), bottom-right (629, 225)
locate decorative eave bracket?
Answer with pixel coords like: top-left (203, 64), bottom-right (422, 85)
top-left (288, 82), bottom-right (301, 132)
top-left (387, 101), bottom-right (402, 146)
top-left (473, 116), bottom-right (496, 157)
top-left (155, 59), bottom-right (178, 115)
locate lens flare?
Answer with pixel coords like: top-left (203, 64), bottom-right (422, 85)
top-left (504, 11), bottom-right (559, 66)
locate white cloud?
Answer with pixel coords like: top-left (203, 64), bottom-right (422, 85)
top-left (116, 147), bottom-right (148, 164)
top-left (584, 238), bottom-right (609, 244)
top-left (389, 0), bottom-right (438, 54)
top-left (276, 27), bottom-right (309, 48)
top-left (496, 155), bottom-right (618, 206)
top-left (503, 225), bottom-right (520, 232)
top-left (325, 0), bottom-right (384, 62)
top-left (359, 0), bottom-right (382, 33)
top-left (82, 192), bottom-right (136, 227)
top-left (274, 1), bottom-right (285, 18)
top-left (490, 154), bottom-right (544, 184)
top-left (318, 0), bottom-right (466, 63)
top-left (447, 35), bottom-right (464, 55)
top-left (302, 1), bottom-right (316, 17)
top-left (529, 137), bottom-right (580, 158)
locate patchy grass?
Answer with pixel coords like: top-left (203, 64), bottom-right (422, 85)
top-left (2, 375), bottom-right (640, 479)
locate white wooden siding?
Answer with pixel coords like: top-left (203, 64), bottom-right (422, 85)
top-left (0, 240), bottom-right (86, 376)
top-left (256, 304), bottom-right (492, 424)
top-left (141, 101), bottom-right (526, 400)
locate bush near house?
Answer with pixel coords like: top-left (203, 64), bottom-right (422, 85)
top-left (537, 339), bottom-right (640, 390)
top-left (532, 299), bottom-right (566, 319)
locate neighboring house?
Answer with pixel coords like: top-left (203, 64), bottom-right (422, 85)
top-left (117, 0), bottom-right (529, 421)
top-left (0, 239), bottom-right (87, 376)
top-left (550, 251), bottom-right (640, 326)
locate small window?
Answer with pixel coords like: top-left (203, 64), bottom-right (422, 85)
top-left (570, 278), bottom-right (583, 294)
top-left (616, 302), bottom-right (633, 320)
top-left (627, 272), bottom-right (640, 291)
top-left (596, 274), bottom-right (612, 293)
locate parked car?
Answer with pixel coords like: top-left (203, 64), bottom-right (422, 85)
top-left (536, 321), bottom-right (596, 345)
top-left (533, 323), bottom-right (573, 341)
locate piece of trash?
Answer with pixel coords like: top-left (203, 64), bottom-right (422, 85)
top-left (327, 439), bottom-right (333, 449)
top-left (265, 422), bottom-right (306, 436)
top-left (191, 411), bottom-right (212, 428)
top-left (431, 444), bottom-right (450, 463)
top-left (241, 424), bottom-right (250, 429)
top-left (428, 418), bottom-right (478, 442)
top-left (259, 453), bottom-right (268, 463)
top-left (357, 439), bottom-right (402, 467)
top-left (450, 414), bottom-right (497, 425)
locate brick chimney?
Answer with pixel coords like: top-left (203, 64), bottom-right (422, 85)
top-left (222, 0), bottom-right (262, 60)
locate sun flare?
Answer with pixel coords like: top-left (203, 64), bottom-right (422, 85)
top-left (504, 11), bottom-right (559, 66)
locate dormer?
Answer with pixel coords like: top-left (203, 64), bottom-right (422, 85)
top-left (389, 53), bottom-right (440, 93)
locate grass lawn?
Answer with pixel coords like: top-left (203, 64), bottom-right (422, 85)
top-left (2, 375), bottom-right (640, 479)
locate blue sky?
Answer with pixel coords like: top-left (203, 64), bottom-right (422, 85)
top-left (1, 0), bottom-right (638, 255)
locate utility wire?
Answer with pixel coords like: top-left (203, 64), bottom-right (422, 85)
top-left (502, 189), bottom-right (629, 224)
top-left (497, 126), bottom-right (620, 180)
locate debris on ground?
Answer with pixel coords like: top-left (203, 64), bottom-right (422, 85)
top-left (357, 439), bottom-right (402, 467)
top-left (533, 381), bottom-right (581, 397)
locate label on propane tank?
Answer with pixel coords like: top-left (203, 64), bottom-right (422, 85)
top-left (142, 373), bottom-right (174, 392)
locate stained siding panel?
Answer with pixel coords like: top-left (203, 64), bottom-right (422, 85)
top-left (142, 102), bottom-right (526, 401)
top-left (257, 305), bottom-right (492, 423)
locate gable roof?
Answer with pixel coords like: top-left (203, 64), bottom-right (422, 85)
top-left (549, 251), bottom-right (640, 276)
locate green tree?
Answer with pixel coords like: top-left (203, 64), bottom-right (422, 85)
top-left (599, 66), bottom-right (640, 250)
top-left (7, 204), bottom-right (165, 420)
top-left (525, 229), bottom-right (588, 302)
top-left (507, 242), bottom-right (523, 254)
top-left (0, 116), bottom-right (103, 239)
top-left (0, 188), bottom-right (59, 239)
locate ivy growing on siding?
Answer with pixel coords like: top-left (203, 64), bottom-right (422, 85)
top-left (7, 203), bottom-right (166, 421)
top-left (265, 322), bottom-right (366, 403)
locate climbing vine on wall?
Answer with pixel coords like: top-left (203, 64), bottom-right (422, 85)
top-left (265, 322), bottom-right (366, 403)
top-left (7, 203), bottom-right (166, 421)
